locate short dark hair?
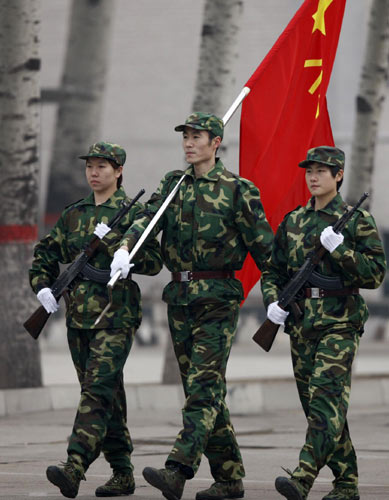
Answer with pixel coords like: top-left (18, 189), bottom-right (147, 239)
top-left (207, 130), bottom-right (216, 143)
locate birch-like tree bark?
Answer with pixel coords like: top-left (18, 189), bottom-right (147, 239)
top-left (162, 0), bottom-right (243, 384)
top-left (192, 0), bottom-right (243, 118)
top-left (45, 0), bottom-right (115, 227)
top-left (347, 0), bottom-right (389, 208)
top-left (0, 0), bottom-right (42, 388)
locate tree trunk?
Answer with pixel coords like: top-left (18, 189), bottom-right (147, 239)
top-left (0, 0), bottom-right (42, 388)
top-left (161, 0), bottom-right (244, 385)
top-left (192, 0), bottom-right (243, 117)
top-left (45, 0), bottom-right (115, 229)
top-left (347, 0), bottom-right (389, 209)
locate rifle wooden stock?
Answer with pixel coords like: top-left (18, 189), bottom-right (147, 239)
top-left (252, 319), bottom-right (280, 352)
top-left (23, 305), bottom-right (51, 340)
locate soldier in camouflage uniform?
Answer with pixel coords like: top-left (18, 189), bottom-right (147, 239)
top-left (261, 146), bottom-right (387, 500)
top-left (29, 142), bottom-right (162, 498)
top-left (110, 112), bottom-right (274, 500)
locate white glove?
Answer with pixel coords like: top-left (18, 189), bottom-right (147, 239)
top-left (267, 301), bottom-right (289, 325)
top-left (320, 226), bottom-right (344, 253)
top-left (37, 287), bottom-right (59, 314)
top-left (94, 222), bottom-right (111, 239)
top-left (110, 248), bottom-right (134, 279)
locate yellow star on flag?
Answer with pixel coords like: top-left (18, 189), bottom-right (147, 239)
top-left (312, 0), bottom-right (334, 35)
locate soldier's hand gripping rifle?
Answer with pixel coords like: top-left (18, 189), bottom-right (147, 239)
top-left (252, 192), bottom-right (369, 352)
top-left (23, 189), bottom-right (145, 340)
top-left (94, 173), bottom-right (187, 326)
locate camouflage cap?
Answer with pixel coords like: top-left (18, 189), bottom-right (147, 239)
top-left (174, 112), bottom-right (224, 139)
top-left (79, 141), bottom-right (126, 166)
top-left (298, 146), bottom-right (345, 169)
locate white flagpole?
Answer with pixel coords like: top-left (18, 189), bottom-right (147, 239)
top-left (222, 86), bottom-right (251, 125)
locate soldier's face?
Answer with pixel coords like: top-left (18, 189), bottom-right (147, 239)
top-left (85, 157), bottom-right (122, 193)
top-left (182, 127), bottom-right (220, 166)
top-left (305, 163), bottom-right (342, 198)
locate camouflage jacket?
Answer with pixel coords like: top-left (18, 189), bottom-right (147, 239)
top-left (121, 160), bottom-right (273, 305)
top-left (261, 193), bottom-right (387, 336)
top-left (29, 187), bottom-right (162, 329)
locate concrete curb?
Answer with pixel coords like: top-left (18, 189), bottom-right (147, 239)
top-left (1, 374), bottom-right (389, 417)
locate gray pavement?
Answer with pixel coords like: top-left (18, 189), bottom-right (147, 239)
top-left (0, 405), bottom-right (388, 499)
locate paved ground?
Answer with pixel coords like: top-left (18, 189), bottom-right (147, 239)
top-left (0, 404), bottom-right (388, 499)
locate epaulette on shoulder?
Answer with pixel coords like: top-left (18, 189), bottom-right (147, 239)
top-left (64, 198), bottom-right (84, 212)
top-left (59, 199), bottom-right (85, 221)
top-left (356, 207), bottom-right (370, 218)
top-left (64, 198), bottom-right (83, 209)
top-left (231, 172), bottom-right (250, 183)
top-left (228, 172), bottom-right (256, 190)
top-left (130, 198), bottom-right (144, 210)
top-left (165, 169), bottom-right (185, 180)
top-left (343, 203), bottom-right (369, 218)
top-left (283, 205), bottom-right (302, 221)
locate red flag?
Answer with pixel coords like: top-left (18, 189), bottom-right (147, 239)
top-left (237, 0), bottom-right (346, 299)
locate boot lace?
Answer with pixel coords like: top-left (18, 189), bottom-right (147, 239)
top-left (106, 472), bottom-right (126, 486)
top-left (59, 461), bottom-right (85, 481)
top-left (281, 466), bottom-right (294, 477)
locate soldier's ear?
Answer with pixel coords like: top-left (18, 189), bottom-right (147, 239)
top-left (335, 169), bottom-right (344, 182)
top-left (213, 136), bottom-right (222, 149)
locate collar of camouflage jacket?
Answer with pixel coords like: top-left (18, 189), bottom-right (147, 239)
top-left (306, 192), bottom-right (347, 215)
top-left (184, 158), bottom-right (224, 181)
top-left (81, 186), bottom-right (127, 208)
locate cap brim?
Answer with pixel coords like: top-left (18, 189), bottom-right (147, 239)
top-left (174, 124), bottom-right (205, 132)
top-left (79, 154), bottom-right (105, 160)
top-left (298, 160), bottom-right (313, 168)
top-left (298, 160), bottom-right (339, 168)
top-left (79, 154), bottom-right (121, 165)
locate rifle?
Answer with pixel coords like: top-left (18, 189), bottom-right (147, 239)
top-left (23, 188), bottom-right (145, 339)
top-left (253, 192), bottom-right (369, 352)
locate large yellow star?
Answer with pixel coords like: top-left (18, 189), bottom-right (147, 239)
top-left (312, 0), bottom-right (334, 35)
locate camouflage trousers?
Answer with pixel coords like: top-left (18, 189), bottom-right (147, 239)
top-left (290, 328), bottom-right (360, 489)
top-left (165, 301), bottom-right (245, 481)
top-left (66, 327), bottom-right (135, 475)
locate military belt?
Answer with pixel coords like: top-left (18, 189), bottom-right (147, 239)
top-left (304, 287), bottom-right (359, 299)
top-left (171, 270), bottom-right (235, 282)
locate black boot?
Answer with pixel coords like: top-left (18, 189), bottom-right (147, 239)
top-left (95, 470), bottom-right (135, 497)
top-left (46, 461), bottom-right (85, 498)
top-left (196, 479), bottom-right (244, 499)
top-left (142, 465), bottom-right (186, 500)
